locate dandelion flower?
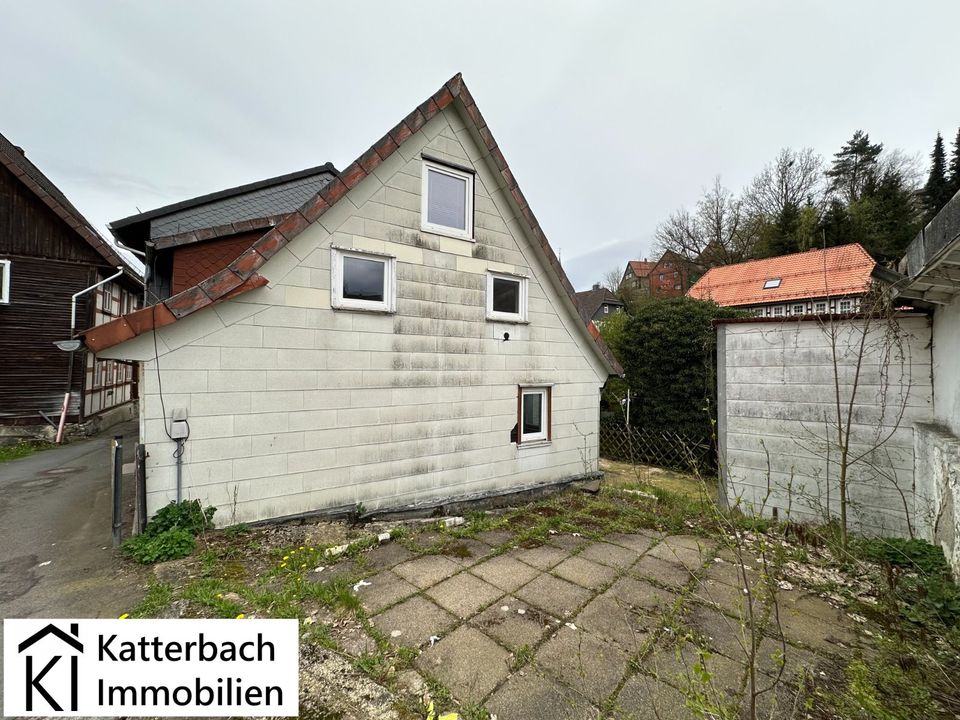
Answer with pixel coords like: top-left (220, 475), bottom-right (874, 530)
top-left (118, 613), bottom-right (130, 620)
top-left (280, 563), bottom-right (287, 568)
top-left (236, 613), bottom-right (245, 620)
top-left (282, 555), bottom-right (289, 561)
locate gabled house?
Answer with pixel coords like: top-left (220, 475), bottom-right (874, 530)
top-left (687, 244), bottom-right (876, 317)
top-left (0, 131), bottom-right (141, 439)
top-left (83, 75), bottom-right (621, 525)
top-left (622, 259), bottom-right (656, 295)
top-left (621, 251), bottom-right (692, 299)
top-left (574, 285), bottom-right (625, 325)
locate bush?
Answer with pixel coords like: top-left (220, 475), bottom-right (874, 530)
top-left (121, 500), bottom-right (216, 564)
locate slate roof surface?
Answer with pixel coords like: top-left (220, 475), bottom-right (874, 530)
top-left (574, 288), bottom-right (624, 318)
top-left (82, 74), bottom-right (622, 375)
top-left (687, 244), bottom-right (875, 307)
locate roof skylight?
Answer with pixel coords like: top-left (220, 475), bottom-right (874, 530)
top-left (763, 278), bottom-right (782, 289)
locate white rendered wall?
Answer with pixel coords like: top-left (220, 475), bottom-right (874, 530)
top-left (103, 104), bottom-right (609, 525)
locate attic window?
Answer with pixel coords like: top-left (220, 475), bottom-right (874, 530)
top-left (331, 248), bottom-right (396, 313)
top-left (421, 160), bottom-right (473, 241)
top-left (763, 278), bottom-right (781, 289)
top-left (487, 271), bottom-right (528, 323)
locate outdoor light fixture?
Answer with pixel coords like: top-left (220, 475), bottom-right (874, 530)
top-left (53, 339), bottom-right (82, 352)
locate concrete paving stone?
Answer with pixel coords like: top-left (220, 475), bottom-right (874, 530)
top-left (470, 554), bottom-right (541, 593)
top-left (486, 670), bottom-right (599, 720)
top-left (536, 626), bottom-right (631, 704)
top-left (578, 541), bottom-right (641, 570)
top-left (641, 639), bottom-right (744, 698)
top-left (475, 529), bottom-right (516, 547)
top-left (604, 576), bottom-right (679, 614)
top-left (632, 554), bottom-right (697, 589)
top-left (355, 570), bottom-right (418, 614)
top-left (416, 625), bottom-right (511, 705)
top-left (553, 555), bottom-right (618, 590)
top-left (646, 539), bottom-right (709, 571)
top-left (408, 530), bottom-right (443, 550)
top-left (613, 672), bottom-right (697, 719)
top-left (573, 595), bottom-right (652, 652)
top-left (361, 542), bottom-right (416, 572)
top-left (768, 600), bottom-right (860, 655)
top-left (314, 558), bottom-right (362, 582)
top-left (663, 534), bottom-right (713, 552)
top-left (440, 537), bottom-right (493, 566)
top-left (691, 578), bottom-right (761, 618)
top-left (508, 543), bottom-right (569, 570)
top-left (515, 573), bottom-right (593, 619)
top-left (606, 532), bottom-right (659, 555)
top-left (470, 595), bottom-right (558, 651)
top-left (547, 533), bottom-right (590, 552)
top-left (751, 636), bottom-right (820, 681)
top-left (681, 604), bottom-right (752, 663)
top-left (425, 571), bottom-right (502, 619)
top-left (701, 558), bottom-right (762, 590)
top-left (371, 595), bottom-right (457, 648)
top-left (392, 554), bottom-right (463, 589)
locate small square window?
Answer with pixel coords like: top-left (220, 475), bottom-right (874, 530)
top-left (839, 299), bottom-right (852, 312)
top-left (518, 386), bottom-right (551, 444)
top-left (815, 302), bottom-right (827, 313)
top-left (487, 272), bottom-right (528, 323)
top-left (603, 305), bottom-right (610, 314)
top-left (658, 273), bottom-right (664, 280)
top-left (0, 260), bottom-right (9, 304)
top-left (773, 305), bottom-right (784, 316)
top-left (421, 159), bottom-right (473, 241)
top-left (331, 248), bottom-right (396, 313)
top-left (763, 278), bottom-right (781, 289)
top-left (793, 304), bottom-right (804, 315)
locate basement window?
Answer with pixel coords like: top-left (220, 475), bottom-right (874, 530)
top-left (763, 278), bottom-right (781, 289)
top-left (0, 260), bottom-right (9, 303)
top-left (331, 248), bottom-right (396, 313)
top-left (421, 159), bottom-right (473, 241)
top-left (487, 271), bottom-right (528, 323)
top-left (518, 386), bottom-right (551, 444)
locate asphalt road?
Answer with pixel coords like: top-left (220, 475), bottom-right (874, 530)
top-left (0, 421), bottom-right (148, 709)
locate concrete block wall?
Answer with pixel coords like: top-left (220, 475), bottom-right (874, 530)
top-left (717, 316), bottom-right (933, 537)
top-left (110, 104), bottom-right (609, 525)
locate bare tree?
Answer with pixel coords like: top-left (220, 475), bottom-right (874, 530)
top-left (655, 177), bottom-right (757, 267)
top-left (602, 267), bottom-right (625, 294)
top-left (744, 147), bottom-right (826, 218)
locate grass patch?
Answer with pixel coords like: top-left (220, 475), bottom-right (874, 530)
top-left (0, 439), bottom-right (54, 464)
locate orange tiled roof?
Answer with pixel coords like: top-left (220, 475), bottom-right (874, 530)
top-left (627, 260), bottom-right (657, 277)
top-left (687, 244), bottom-right (875, 307)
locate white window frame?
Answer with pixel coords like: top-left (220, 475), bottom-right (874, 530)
top-left (815, 301), bottom-right (827, 314)
top-left (763, 278), bottom-right (781, 289)
top-left (420, 159), bottom-right (474, 241)
top-left (839, 299), bottom-right (852, 313)
top-left (792, 304), bottom-right (804, 315)
top-left (331, 247), bottom-right (396, 313)
top-left (518, 386), bottom-right (550, 444)
top-left (773, 305), bottom-right (784, 317)
top-left (603, 305), bottom-right (610, 314)
top-left (486, 271), bottom-right (528, 323)
top-left (0, 260), bottom-right (10, 304)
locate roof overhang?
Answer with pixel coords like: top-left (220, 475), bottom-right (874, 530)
top-left (893, 189), bottom-right (960, 305)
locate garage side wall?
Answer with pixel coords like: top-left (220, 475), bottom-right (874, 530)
top-left (718, 316), bottom-right (933, 537)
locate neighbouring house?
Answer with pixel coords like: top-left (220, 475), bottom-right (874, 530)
top-left (82, 74), bottom-right (622, 525)
top-left (574, 284), bottom-right (625, 325)
top-left (687, 244), bottom-right (876, 317)
top-left (0, 131), bottom-right (142, 440)
top-left (110, 163), bottom-right (338, 302)
top-left (621, 251), bottom-right (692, 299)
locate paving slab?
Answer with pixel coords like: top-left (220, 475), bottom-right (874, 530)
top-left (515, 573), bottom-right (593, 619)
top-left (536, 626), bottom-right (631, 704)
top-left (641, 639), bottom-right (744, 697)
top-left (355, 570), bottom-right (418, 614)
top-left (425, 571), bottom-right (502, 619)
top-left (604, 576), bottom-right (679, 614)
top-left (486, 670), bottom-right (599, 720)
top-left (371, 595), bottom-right (457, 648)
top-left (547, 533), bottom-right (590, 552)
top-left (632, 554), bottom-right (697, 589)
top-left (392, 554), bottom-right (462, 589)
top-left (407, 530), bottom-right (443, 550)
top-left (682, 604), bottom-right (752, 663)
top-left (470, 595), bottom-right (558, 651)
top-left (691, 578), bottom-right (760, 618)
top-left (578, 541), bottom-right (640, 570)
top-left (574, 595), bottom-right (651, 652)
top-left (440, 537), bottom-right (492, 566)
top-left (508, 543), bottom-right (569, 570)
top-left (552, 555), bottom-right (618, 590)
top-left (470, 554), bottom-right (541, 593)
top-left (613, 672), bottom-right (696, 719)
top-left (768, 601), bottom-right (860, 656)
top-left (606, 532), bottom-right (659, 555)
top-left (416, 625), bottom-right (511, 705)
top-left (361, 542), bottom-right (416, 572)
top-left (475, 529), bottom-right (516, 547)
top-left (646, 539), bottom-right (708, 571)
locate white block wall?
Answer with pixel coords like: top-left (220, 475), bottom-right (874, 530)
top-left (104, 104), bottom-right (609, 525)
top-left (717, 315), bottom-right (933, 537)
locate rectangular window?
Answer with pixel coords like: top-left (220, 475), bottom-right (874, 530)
top-left (815, 302), bottom-right (827, 314)
top-left (773, 305), bottom-right (784, 316)
top-left (839, 299), bottom-right (852, 313)
top-left (0, 260), bottom-right (9, 303)
top-left (487, 271), bottom-right (528, 322)
top-left (793, 304), bottom-right (804, 314)
top-left (658, 273), bottom-right (664, 280)
top-left (331, 248), bottom-right (396, 313)
top-left (518, 386), bottom-right (550, 444)
top-left (603, 305), bottom-right (609, 314)
top-left (421, 159), bottom-right (473, 240)
top-left (763, 278), bottom-right (781, 289)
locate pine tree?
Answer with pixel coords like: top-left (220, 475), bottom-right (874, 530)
top-left (948, 127), bottom-right (960, 200)
top-left (826, 130), bottom-right (883, 204)
top-left (923, 132), bottom-right (950, 218)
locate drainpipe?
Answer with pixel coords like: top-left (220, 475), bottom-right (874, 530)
top-left (56, 266), bottom-right (126, 444)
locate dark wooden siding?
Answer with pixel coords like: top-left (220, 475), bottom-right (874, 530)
top-left (0, 257), bottom-right (94, 423)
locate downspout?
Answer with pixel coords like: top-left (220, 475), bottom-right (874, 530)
top-left (56, 266), bottom-right (125, 444)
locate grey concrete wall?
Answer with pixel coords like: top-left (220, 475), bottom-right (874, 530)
top-left (719, 315), bottom-right (933, 537)
top-left (102, 104), bottom-right (609, 525)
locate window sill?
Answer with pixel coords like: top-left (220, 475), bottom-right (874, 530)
top-left (516, 440), bottom-right (552, 450)
top-left (486, 316), bottom-right (529, 325)
top-left (331, 305), bottom-right (395, 315)
top-left (420, 225), bottom-right (475, 243)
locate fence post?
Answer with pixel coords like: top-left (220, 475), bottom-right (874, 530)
top-left (112, 435), bottom-right (123, 548)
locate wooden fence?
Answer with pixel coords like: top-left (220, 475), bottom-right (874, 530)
top-left (598, 420), bottom-right (714, 474)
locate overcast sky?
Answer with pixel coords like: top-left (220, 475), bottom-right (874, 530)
top-left (2, 1), bottom-right (958, 289)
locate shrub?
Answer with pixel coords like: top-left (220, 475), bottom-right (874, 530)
top-left (121, 500), bottom-right (216, 564)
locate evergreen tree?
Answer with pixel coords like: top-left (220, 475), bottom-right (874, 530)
top-left (948, 127), bottom-right (960, 199)
top-left (923, 132), bottom-right (950, 218)
top-left (826, 130), bottom-right (883, 203)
